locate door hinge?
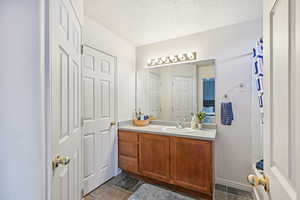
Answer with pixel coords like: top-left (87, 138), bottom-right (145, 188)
top-left (81, 45), bottom-right (84, 55)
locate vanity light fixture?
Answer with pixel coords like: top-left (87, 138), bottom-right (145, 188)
top-left (147, 52), bottom-right (197, 67)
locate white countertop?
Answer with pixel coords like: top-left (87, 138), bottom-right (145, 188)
top-left (118, 124), bottom-right (216, 140)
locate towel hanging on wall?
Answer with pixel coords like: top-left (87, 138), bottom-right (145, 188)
top-left (221, 102), bottom-right (234, 125)
top-left (252, 38), bottom-right (264, 123)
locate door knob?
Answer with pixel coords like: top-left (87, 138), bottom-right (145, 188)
top-left (110, 121), bottom-right (117, 126)
top-left (247, 173), bottom-right (270, 192)
top-left (52, 155), bottom-right (70, 170)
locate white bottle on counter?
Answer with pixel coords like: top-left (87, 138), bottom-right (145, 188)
top-left (191, 113), bottom-right (198, 129)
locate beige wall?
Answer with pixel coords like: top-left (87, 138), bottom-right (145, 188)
top-left (0, 1), bottom-right (45, 200)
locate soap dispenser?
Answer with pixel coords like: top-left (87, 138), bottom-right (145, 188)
top-left (191, 113), bottom-right (198, 129)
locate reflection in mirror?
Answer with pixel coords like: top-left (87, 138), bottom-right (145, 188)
top-left (136, 61), bottom-right (215, 123)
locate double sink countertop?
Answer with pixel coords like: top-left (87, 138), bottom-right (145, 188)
top-left (118, 121), bottom-right (216, 141)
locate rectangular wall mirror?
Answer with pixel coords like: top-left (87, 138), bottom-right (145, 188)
top-left (136, 60), bottom-right (216, 123)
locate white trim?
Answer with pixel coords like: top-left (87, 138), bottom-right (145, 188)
top-left (45, 0), bottom-right (53, 200)
top-left (253, 187), bottom-right (261, 200)
top-left (113, 54), bottom-right (119, 176)
top-left (40, 0), bottom-right (47, 199)
top-left (45, 0), bottom-right (53, 199)
top-left (295, 0), bottom-right (300, 198)
top-left (251, 164), bottom-right (264, 200)
top-left (215, 177), bottom-right (252, 192)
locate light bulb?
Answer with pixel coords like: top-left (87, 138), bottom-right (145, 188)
top-left (187, 52), bottom-right (195, 60)
top-left (170, 55), bottom-right (178, 62)
top-left (178, 53), bottom-right (186, 61)
top-left (157, 58), bottom-right (163, 65)
top-left (147, 59), bottom-right (153, 65)
top-left (163, 57), bottom-right (170, 64)
top-left (154, 58), bottom-right (160, 64)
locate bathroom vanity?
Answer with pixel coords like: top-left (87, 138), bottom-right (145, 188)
top-left (118, 124), bottom-right (216, 199)
top-left (125, 54), bottom-right (217, 199)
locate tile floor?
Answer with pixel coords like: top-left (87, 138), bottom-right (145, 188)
top-left (84, 173), bottom-right (253, 200)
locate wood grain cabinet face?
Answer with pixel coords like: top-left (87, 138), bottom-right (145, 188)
top-left (118, 131), bottom-right (139, 174)
top-left (139, 133), bottom-right (171, 182)
top-left (170, 137), bottom-right (212, 194)
top-left (119, 155), bottom-right (138, 173)
top-left (119, 141), bottom-right (138, 157)
top-left (119, 131), bottom-right (138, 142)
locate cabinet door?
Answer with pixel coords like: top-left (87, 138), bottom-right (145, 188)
top-left (171, 137), bottom-right (213, 194)
top-left (118, 131), bottom-right (139, 174)
top-left (139, 133), bottom-right (170, 181)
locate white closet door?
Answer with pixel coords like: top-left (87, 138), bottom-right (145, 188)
top-left (172, 76), bottom-right (195, 121)
top-left (82, 46), bottom-right (116, 195)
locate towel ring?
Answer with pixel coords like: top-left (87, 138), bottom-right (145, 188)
top-left (222, 82), bottom-right (245, 101)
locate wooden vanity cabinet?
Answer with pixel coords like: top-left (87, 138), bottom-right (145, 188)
top-left (118, 130), bottom-right (214, 198)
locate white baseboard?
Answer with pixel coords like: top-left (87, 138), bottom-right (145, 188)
top-left (215, 177), bottom-right (252, 192)
top-left (253, 186), bottom-right (261, 200)
top-left (251, 164), bottom-right (264, 200)
top-left (114, 168), bottom-right (122, 177)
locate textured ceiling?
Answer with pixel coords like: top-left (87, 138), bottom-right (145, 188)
top-left (84, 0), bottom-right (262, 46)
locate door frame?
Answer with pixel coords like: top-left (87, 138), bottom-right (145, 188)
top-left (43, 2), bottom-right (119, 200)
top-left (295, 0), bottom-right (300, 197)
top-left (44, 0), bottom-right (56, 199)
top-left (39, 0), bottom-right (47, 200)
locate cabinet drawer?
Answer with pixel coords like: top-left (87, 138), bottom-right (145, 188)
top-left (119, 141), bottom-right (138, 157)
top-left (119, 155), bottom-right (138, 173)
top-left (118, 131), bottom-right (138, 142)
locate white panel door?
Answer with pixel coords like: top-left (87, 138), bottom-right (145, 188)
top-left (82, 46), bottom-right (115, 195)
top-left (262, 0), bottom-right (299, 199)
top-left (50, 0), bottom-right (82, 200)
top-left (172, 76), bottom-right (195, 121)
top-left (149, 72), bottom-right (161, 118)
